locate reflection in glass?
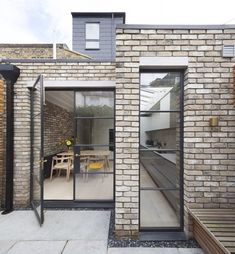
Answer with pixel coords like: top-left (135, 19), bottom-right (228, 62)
top-left (75, 173), bottom-right (113, 200)
top-left (86, 23), bottom-right (100, 40)
top-left (86, 41), bottom-right (99, 49)
top-left (140, 190), bottom-right (180, 228)
top-left (140, 113), bottom-right (180, 150)
top-left (75, 91), bottom-right (114, 117)
top-left (140, 150), bottom-right (179, 189)
top-left (76, 119), bottom-right (114, 145)
top-left (140, 72), bottom-right (180, 111)
top-left (140, 72), bottom-right (182, 229)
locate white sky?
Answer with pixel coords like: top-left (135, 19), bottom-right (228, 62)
top-left (0, 0), bottom-right (235, 49)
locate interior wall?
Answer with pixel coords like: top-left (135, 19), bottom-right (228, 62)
top-left (44, 100), bottom-right (74, 156)
top-left (149, 127), bottom-right (176, 149)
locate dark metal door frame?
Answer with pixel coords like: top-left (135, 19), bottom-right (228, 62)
top-left (73, 88), bottom-right (115, 203)
top-left (139, 69), bottom-right (185, 232)
top-left (30, 74), bottom-right (45, 225)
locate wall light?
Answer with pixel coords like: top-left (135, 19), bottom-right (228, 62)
top-left (209, 116), bottom-right (219, 127)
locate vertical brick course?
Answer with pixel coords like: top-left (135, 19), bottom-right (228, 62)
top-left (0, 77), bottom-right (5, 208)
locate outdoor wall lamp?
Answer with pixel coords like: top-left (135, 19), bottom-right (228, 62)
top-left (209, 116), bottom-right (219, 127)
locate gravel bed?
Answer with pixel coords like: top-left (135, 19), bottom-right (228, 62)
top-left (108, 210), bottom-right (200, 248)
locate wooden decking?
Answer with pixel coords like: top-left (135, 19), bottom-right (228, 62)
top-left (189, 209), bottom-right (235, 254)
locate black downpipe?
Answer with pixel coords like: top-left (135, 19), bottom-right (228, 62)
top-left (2, 80), bottom-right (14, 214)
top-left (0, 64), bottom-right (20, 215)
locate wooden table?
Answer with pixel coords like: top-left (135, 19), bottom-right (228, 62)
top-left (57, 150), bottom-right (111, 170)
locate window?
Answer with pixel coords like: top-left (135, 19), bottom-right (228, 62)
top-left (85, 23), bottom-right (100, 49)
top-left (139, 71), bottom-right (184, 230)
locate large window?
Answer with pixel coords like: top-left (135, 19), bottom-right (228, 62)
top-left (140, 71), bottom-right (183, 230)
top-left (85, 23), bottom-right (100, 49)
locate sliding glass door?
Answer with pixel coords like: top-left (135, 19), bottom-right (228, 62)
top-left (74, 89), bottom-right (115, 202)
top-left (140, 71), bottom-right (183, 230)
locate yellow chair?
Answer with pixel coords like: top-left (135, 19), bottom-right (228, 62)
top-left (86, 156), bottom-right (106, 181)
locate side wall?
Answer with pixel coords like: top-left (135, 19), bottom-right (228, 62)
top-left (12, 61), bottom-right (115, 207)
top-left (115, 27), bottom-right (235, 237)
top-left (0, 44), bottom-right (88, 59)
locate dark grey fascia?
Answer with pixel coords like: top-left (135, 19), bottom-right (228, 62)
top-left (116, 24), bottom-right (235, 30)
top-left (71, 12), bottom-right (126, 23)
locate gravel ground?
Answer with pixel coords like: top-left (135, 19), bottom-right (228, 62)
top-left (108, 210), bottom-right (200, 248)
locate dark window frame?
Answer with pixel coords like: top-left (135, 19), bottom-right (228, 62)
top-left (43, 87), bottom-right (116, 208)
top-left (139, 69), bottom-right (185, 232)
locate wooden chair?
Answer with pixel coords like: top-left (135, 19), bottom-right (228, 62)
top-left (69, 156), bottom-right (89, 180)
top-left (50, 156), bottom-right (73, 181)
top-left (86, 156), bottom-right (106, 181)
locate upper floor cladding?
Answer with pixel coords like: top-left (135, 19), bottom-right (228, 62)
top-left (72, 12), bottom-right (125, 60)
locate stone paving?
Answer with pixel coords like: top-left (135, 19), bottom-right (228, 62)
top-left (0, 211), bottom-right (204, 254)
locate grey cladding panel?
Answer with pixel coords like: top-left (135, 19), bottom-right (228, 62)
top-left (72, 15), bottom-right (124, 60)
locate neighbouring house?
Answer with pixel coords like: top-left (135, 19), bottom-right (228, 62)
top-left (0, 12), bottom-right (235, 246)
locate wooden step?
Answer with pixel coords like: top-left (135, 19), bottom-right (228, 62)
top-left (190, 208), bottom-right (235, 254)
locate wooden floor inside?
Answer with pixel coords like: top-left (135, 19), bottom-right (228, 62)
top-left (190, 209), bottom-right (235, 254)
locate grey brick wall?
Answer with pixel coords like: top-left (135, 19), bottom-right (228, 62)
top-left (0, 44), bottom-right (89, 60)
top-left (44, 101), bottom-right (74, 157)
top-left (5, 26), bottom-right (235, 239)
top-left (115, 27), bottom-right (235, 237)
top-left (12, 61), bottom-right (115, 207)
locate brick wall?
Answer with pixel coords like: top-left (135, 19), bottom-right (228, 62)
top-left (115, 27), bottom-right (235, 237)
top-left (0, 44), bottom-right (90, 60)
top-left (12, 61), bottom-right (115, 207)
top-left (0, 77), bottom-right (5, 208)
top-left (44, 101), bottom-right (74, 156)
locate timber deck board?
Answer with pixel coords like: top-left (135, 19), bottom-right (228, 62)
top-left (190, 209), bottom-right (235, 254)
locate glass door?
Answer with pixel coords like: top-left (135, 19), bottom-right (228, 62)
top-left (140, 71), bottom-right (184, 230)
top-left (30, 75), bottom-right (45, 225)
top-left (73, 90), bottom-right (115, 202)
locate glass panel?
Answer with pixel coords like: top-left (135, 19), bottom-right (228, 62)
top-left (76, 119), bottom-right (114, 145)
top-left (140, 72), bottom-right (180, 111)
top-left (86, 23), bottom-right (100, 40)
top-left (86, 41), bottom-right (99, 49)
top-left (140, 189), bottom-right (180, 228)
top-left (44, 174), bottom-right (73, 200)
top-left (140, 112), bottom-right (180, 150)
top-left (75, 173), bottom-right (113, 200)
top-left (31, 76), bottom-right (44, 224)
top-left (140, 152), bottom-right (180, 189)
top-left (75, 91), bottom-right (114, 117)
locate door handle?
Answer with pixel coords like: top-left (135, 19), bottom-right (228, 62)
top-left (38, 159), bottom-right (47, 165)
top-left (75, 154), bottom-right (80, 157)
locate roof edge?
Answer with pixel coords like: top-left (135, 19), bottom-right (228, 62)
top-left (0, 58), bottom-right (115, 64)
top-left (71, 12), bottom-right (126, 23)
top-left (116, 24), bottom-right (235, 30)
top-left (0, 43), bottom-right (66, 48)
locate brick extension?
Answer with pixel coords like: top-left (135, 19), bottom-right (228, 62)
top-left (0, 27), bottom-right (234, 239)
top-left (115, 28), bottom-right (235, 237)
